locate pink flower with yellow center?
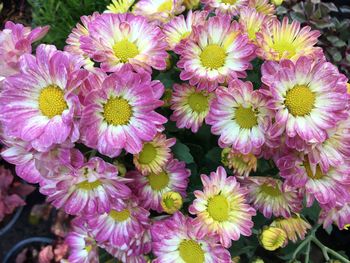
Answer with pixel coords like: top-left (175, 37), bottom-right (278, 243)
top-left (256, 17), bottom-right (323, 62)
top-left (319, 202), bottom-right (350, 230)
top-left (189, 166), bottom-right (256, 248)
top-left (0, 44), bottom-right (87, 152)
top-left (241, 176), bottom-right (302, 218)
top-left (80, 68), bottom-right (167, 157)
top-left (133, 0), bottom-right (185, 24)
top-left (80, 13), bottom-right (168, 73)
top-left (170, 83), bottom-right (215, 133)
top-left (126, 158), bottom-right (190, 213)
top-left (151, 212), bottom-right (231, 263)
top-left (201, 0), bottom-right (248, 15)
top-left (206, 80), bottom-right (272, 155)
top-left (177, 15), bottom-right (255, 91)
top-left (221, 148), bottom-right (257, 177)
top-left (248, 0), bottom-right (275, 16)
top-left (261, 56), bottom-right (349, 144)
top-left (133, 133), bottom-right (176, 175)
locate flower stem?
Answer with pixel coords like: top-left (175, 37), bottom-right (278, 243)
top-left (311, 236), bottom-right (350, 263)
top-left (304, 242), bottom-right (310, 263)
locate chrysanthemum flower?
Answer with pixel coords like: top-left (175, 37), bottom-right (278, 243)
top-left (201, 0), bottom-right (248, 15)
top-left (80, 13), bottom-right (168, 73)
top-left (40, 157), bottom-right (131, 215)
top-left (163, 10), bottom-right (208, 51)
top-left (177, 15), bottom-right (255, 91)
top-left (221, 148), bottom-right (257, 177)
top-left (65, 218), bottom-right (98, 263)
top-left (161, 191), bottom-right (183, 214)
top-left (80, 68), bottom-right (167, 157)
top-left (319, 202), bottom-right (350, 230)
top-left (259, 226), bottom-right (287, 251)
top-left (133, 0), bottom-right (185, 24)
top-left (0, 44), bottom-right (87, 152)
top-left (242, 176), bottom-right (302, 218)
top-left (133, 133), bottom-right (176, 175)
top-left (126, 158), bottom-right (190, 212)
top-left (277, 152), bottom-right (350, 207)
top-left (170, 83), bottom-right (214, 132)
top-left (270, 214), bottom-right (311, 242)
top-left (151, 212), bottom-right (231, 263)
top-left (0, 21), bottom-right (49, 80)
top-left (189, 166), bottom-right (256, 248)
top-left (87, 198), bottom-right (149, 247)
top-left (261, 56), bottom-right (348, 144)
top-left (256, 17), bottom-right (323, 62)
top-left (248, 0), bottom-right (275, 16)
top-left (105, 0), bottom-right (135, 13)
top-left (206, 80), bottom-right (272, 155)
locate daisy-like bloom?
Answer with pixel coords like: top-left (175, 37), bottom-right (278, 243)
top-left (87, 198), bottom-right (150, 247)
top-left (177, 15), bottom-right (255, 91)
top-left (183, 0), bottom-right (200, 9)
top-left (206, 80), bottom-right (272, 155)
top-left (259, 226), bottom-right (287, 251)
top-left (80, 13), bottom-right (168, 73)
top-left (151, 212), bottom-right (231, 263)
top-left (126, 158), bottom-right (190, 213)
top-left (261, 56), bottom-right (349, 144)
top-left (270, 214), bottom-right (311, 242)
top-left (163, 10), bottom-right (208, 52)
top-left (161, 191), bottom-right (183, 214)
top-left (105, 0), bottom-right (135, 13)
top-left (0, 21), bottom-right (49, 80)
top-left (0, 44), bottom-right (87, 152)
top-left (40, 157), bottom-right (131, 215)
top-left (319, 202), bottom-right (350, 230)
top-left (256, 17), bottom-right (323, 62)
top-left (133, 0), bottom-right (185, 24)
top-left (170, 83), bottom-right (214, 133)
top-left (241, 176), bottom-right (302, 218)
top-left (80, 68), bottom-right (167, 157)
top-left (133, 133), bottom-right (176, 175)
top-left (189, 166), bottom-right (256, 248)
top-left (201, 0), bottom-right (248, 15)
top-left (65, 218), bottom-right (98, 263)
top-left (221, 148), bottom-right (257, 177)
top-left (248, 0), bottom-right (275, 16)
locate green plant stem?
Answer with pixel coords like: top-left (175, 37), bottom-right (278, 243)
top-left (311, 237), bottom-right (350, 263)
top-left (304, 242), bottom-right (310, 263)
top-left (292, 235), bottom-right (312, 260)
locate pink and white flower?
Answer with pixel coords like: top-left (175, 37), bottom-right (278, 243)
top-left (201, 0), bottom-right (248, 15)
top-left (319, 202), bottom-right (350, 230)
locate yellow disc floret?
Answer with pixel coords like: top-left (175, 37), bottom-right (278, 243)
top-left (158, 0), bottom-right (173, 12)
top-left (138, 143), bottom-right (157, 164)
top-left (103, 97), bottom-right (132, 126)
top-left (187, 91), bottom-right (209, 113)
top-left (235, 106), bottom-right (258, 129)
top-left (260, 183), bottom-right (282, 197)
top-left (147, 171), bottom-right (169, 191)
top-left (200, 44), bottom-right (227, 70)
top-left (113, 39), bottom-right (139, 63)
top-left (178, 240), bottom-right (205, 263)
top-left (221, 0), bottom-right (237, 4)
top-left (207, 194), bottom-right (229, 222)
top-left (77, 180), bottom-right (102, 191)
top-left (39, 85), bottom-right (67, 118)
top-left (109, 209), bottom-right (130, 222)
top-left (285, 85), bottom-right (315, 116)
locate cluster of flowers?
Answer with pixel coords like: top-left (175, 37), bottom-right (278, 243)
top-left (1, 0), bottom-right (350, 261)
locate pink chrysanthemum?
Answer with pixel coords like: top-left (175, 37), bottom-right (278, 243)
top-left (319, 202), bottom-right (350, 230)
top-left (170, 83), bottom-right (215, 133)
top-left (261, 56), bottom-right (349, 144)
top-left (277, 152), bottom-right (350, 207)
top-left (126, 158), bottom-right (190, 213)
top-left (189, 166), bottom-right (256, 248)
top-left (40, 157), bottom-right (131, 215)
top-left (241, 176), bottom-right (302, 218)
top-left (87, 198), bottom-right (149, 247)
top-left (0, 44), bottom-right (87, 152)
top-left (206, 80), bottom-right (272, 155)
top-left (248, 0), bottom-right (275, 16)
top-left (80, 13), bottom-right (168, 73)
top-left (163, 10), bottom-right (208, 51)
top-left (256, 17), bottom-right (323, 62)
top-left (177, 15), bottom-right (255, 91)
top-left (0, 21), bottom-right (49, 80)
top-left (151, 212), bottom-right (231, 263)
top-left (80, 68), bottom-right (167, 157)
top-left (133, 0), bottom-right (185, 24)
top-left (65, 218), bottom-right (98, 263)
top-left (201, 0), bottom-right (248, 15)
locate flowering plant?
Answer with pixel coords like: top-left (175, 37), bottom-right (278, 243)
top-left (1, 0), bottom-right (350, 262)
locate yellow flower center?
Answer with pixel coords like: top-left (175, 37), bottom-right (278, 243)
top-left (247, 26), bottom-right (259, 41)
top-left (235, 106), bottom-right (258, 129)
top-left (38, 85), bottom-right (67, 118)
top-left (113, 39), bottom-right (139, 63)
top-left (272, 40), bottom-right (296, 59)
top-left (138, 143), bottom-right (157, 164)
top-left (157, 0), bottom-right (172, 12)
top-left (77, 180), bottom-right (102, 190)
top-left (147, 171), bottom-right (169, 191)
top-left (303, 161), bottom-right (324, 180)
top-left (103, 97), bottom-right (132, 126)
top-left (163, 196), bottom-right (174, 208)
top-left (109, 209), bottom-right (130, 222)
top-left (187, 91), bottom-right (209, 113)
top-left (285, 85), bottom-right (315, 116)
top-left (207, 194), bottom-right (229, 222)
top-left (221, 0), bottom-right (237, 4)
top-left (260, 183), bottom-right (281, 197)
top-left (200, 44), bottom-right (226, 70)
top-left (181, 31), bottom-right (191, 40)
top-left (178, 240), bottom-right (204, 263)
top-left (85, 245), bottom-right (92, 253)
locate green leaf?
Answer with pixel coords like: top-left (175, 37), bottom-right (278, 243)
top-left (172, 142), bottom-right (194, 164)
top-left (205, 147), bottom-right (222, 164)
